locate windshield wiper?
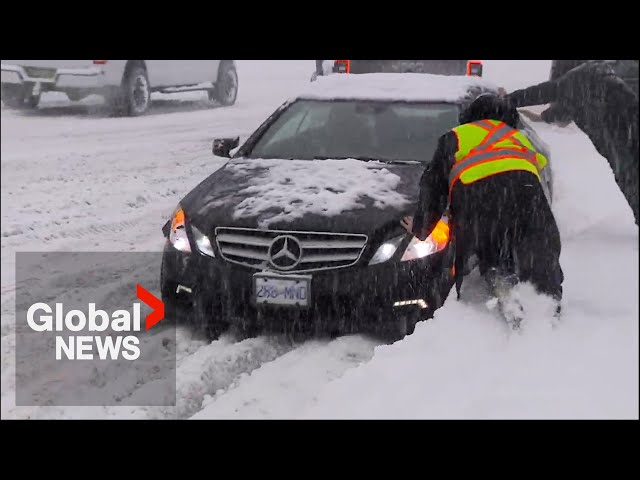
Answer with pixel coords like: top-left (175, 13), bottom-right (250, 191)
top-left (379, 159), bottom-right (423, 165)
top-left (312, 155), bottom-right (422, 165)
top-left (351, 156), bottom-right (423, 165)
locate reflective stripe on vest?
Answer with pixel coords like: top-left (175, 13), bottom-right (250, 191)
top-left (472, 123), bottom-right (516, 150)
top-left (448, 120), bottom-right (544, 199)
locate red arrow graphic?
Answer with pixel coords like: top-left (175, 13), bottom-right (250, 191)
top-left (136, 284), bottom-right (164, 330)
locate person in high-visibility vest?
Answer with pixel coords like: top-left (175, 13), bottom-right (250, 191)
top-left (401, 94), bottom-right (564, 321)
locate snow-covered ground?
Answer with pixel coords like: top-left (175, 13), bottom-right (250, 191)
top-left (1, 60), bottom-right (637, 419)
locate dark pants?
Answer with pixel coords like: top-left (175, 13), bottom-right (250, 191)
top-left (451, 171), bottom-right (564, 302)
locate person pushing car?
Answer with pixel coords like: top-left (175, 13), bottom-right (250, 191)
top-left (401, 94), bottom-right (564, 324)
top-left (502, 60), bottom-right (639, 226)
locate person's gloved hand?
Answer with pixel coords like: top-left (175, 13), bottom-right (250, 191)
top-left (400, 216), bottom-right (414, 234)
top-left (518, 108), bottom-right (544, 122)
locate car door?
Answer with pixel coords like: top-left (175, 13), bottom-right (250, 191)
top-left (145, 61), bottom-right (220, 88)
top-left (519, 116), bottom-right (553, 204)
top-left (184, 60), bottom-right (219, 87)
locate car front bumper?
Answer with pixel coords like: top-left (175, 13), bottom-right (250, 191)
top-left (1, 63), bottom-right (105, 90)
top-left (161, 239), bottom-right (455, 334)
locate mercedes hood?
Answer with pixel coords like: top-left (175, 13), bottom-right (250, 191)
top-left (180, 157), bottom-right (425, 238)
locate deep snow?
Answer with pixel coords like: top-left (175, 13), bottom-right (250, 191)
top-left (1, 60), bottom-right (638, 419)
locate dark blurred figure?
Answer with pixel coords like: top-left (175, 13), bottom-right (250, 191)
top-left (504, 60), bottom-right (639, 225)
top-left (543, 60), bottom-right (591, 125)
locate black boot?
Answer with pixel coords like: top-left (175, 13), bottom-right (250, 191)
top-left (553, 302), bottom-right (562, 320)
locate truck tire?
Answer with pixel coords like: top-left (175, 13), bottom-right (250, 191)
top-left (66, 91), bottom-right (87, 102)
top-left (1, 84), bottom-right (39, 110)
top-left (109, 64), bottom-right (151, 116)
top-left (211, 62), bottom-right (238, 106)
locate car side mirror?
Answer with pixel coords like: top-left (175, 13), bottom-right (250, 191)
top-left (212, 137), bottom-right (240, 158)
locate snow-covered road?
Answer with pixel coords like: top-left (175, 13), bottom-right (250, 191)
top-left (1, 60), bottom-right (637, 419)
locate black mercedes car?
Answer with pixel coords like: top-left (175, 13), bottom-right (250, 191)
top-left (160, 73), bottom-right (552, 341)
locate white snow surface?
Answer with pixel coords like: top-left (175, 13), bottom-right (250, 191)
top-left (1, 60), bottom-right (638, 419)
top-left (297, 72), bottom-right (498, 102)
top-left (226, 158), bottom-right (412, 228)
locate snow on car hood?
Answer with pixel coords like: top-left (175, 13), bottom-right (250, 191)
top-left (188, 158), bottom-right (417, 231)
top-left (296, 73), bottom-right (498, 103)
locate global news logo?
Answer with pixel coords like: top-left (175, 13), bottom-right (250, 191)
top-left (26, 284), bottom-right (164, 361)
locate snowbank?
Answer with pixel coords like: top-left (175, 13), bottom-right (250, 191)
top-left (302, 282), bottom-right (637, 419)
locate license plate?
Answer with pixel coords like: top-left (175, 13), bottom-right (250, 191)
top-left (254, 273), bottom-right (311, 307)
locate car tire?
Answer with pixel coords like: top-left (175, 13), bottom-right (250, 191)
top-left (160, 259), bottom-right (191, 327)
top-left (1, 84), bottom-right (39, 109)
top-left (109, 64), bottom-right (151, 116)
top-left (191, 290), bottom-right (229, 341)
top-left (397, 310), bottom-right (421, 338)
top-left (210, 61), bottom-right (238, 106)
top-left (161, 277), bottom-right (228, 341)
top-left (382, 309), bottom-right (422, 342)
top-left (66, 92), bottom-right (86, 102)
top-left (26, 93), bottom-right (41, 108)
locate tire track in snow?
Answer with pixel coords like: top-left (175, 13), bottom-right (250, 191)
top-left (154, 333), bottom-right (295, 419)
top-left (1, 242), bottom-right (379, 420)
top-left (2, 319), bottom-right (296, 419)
top-left (191, 335), bottom-right (380, 419)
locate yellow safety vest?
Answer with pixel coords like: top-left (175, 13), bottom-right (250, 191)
top-left (449, 119), bottom-right (548, 201)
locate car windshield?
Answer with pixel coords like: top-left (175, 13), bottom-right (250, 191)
top-left (247, 99), bottom-right (460, 163)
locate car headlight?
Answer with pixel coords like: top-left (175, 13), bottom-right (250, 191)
top-left (168, 206), bottom-right (191, 253)
top-left (369, 219), bottom-right (451, 265)
top-left (400, 219), bottom-right (450, 262)
top-left (369, 235), bottom-right (405, 265)
top-left (191, 224), bottom-right (215, 257)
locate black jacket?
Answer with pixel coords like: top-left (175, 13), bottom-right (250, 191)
top-left (506, 60), bottom-right (639, 224)
top-left (506, 61), bottom-right (638, 165)
top-left (411, 131), bottom-right (457, 241)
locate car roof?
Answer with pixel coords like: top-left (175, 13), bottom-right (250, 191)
top-left (296, 72), bottom-right (498, 104)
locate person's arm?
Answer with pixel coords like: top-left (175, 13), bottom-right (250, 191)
top-left (411, 132), bottom-right (456, 240)
top-left (540, 102), bottom-right (573, 124)
top-left (505, 81), bottom-right (559, 108)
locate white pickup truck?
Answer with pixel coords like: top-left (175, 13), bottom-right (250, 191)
top-left (0, 60), bottom-right (238, 116)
